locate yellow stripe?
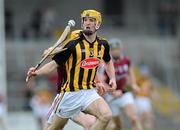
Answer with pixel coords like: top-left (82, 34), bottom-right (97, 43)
top-left (101, 45), bottom-right (105, 61)
top-left (74, 44), bottom-right (81, 91)
top-left (53, 92), bottom-right (65, 113)
top-left (61, 81), bottom-right (67, 93)
top-left (82, 40), bottom-right (90, 89)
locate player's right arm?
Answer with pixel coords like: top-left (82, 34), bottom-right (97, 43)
top-left (27, 60), bottom-right (58, 82)
top-left (27, 44), bottom-right (72, 80)
top-left (27, 37), bottom-right (75, 83)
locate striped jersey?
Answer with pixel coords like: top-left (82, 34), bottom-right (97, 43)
top-left (53, 31), bottom-right (111, 92)
top-left (100, 55), bottom-right (131, 92)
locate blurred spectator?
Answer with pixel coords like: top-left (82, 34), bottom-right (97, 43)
top-left (139, 62), bottom-right (151, 77)
top-left (30, 9), bottom-right (43, 38)
top-left (5, 7), bottom-right (14, 38)
top-left (41, 8), bottom-right (56, 38)
top-left (157, 1), bottom-right (179, 36)
top-left (24, 86), bottom-right (33, 111)
top-left (103, 0), bottom-right (125, 26)
top-left (30, 80), bottom-right (53, 130)
top-left (21, 24), bottom-right (30, 40)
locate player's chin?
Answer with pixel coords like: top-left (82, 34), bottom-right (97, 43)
top-left (82, 29), bottom-right (93, 36)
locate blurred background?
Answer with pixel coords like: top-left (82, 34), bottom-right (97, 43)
top-left (0, 0), bottom-right (180, 130)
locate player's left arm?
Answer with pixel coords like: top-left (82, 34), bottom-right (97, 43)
top-left (102, 41), bottom-right (117, 91)
top-left (105, 60), bottom-right (116, 88)
top-left (129, 65), bottom-right (140, 93)
top-left (96, 64), bottom-right (113, 95)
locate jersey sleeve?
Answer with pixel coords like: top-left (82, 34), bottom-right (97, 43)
top-left (102, 41), bottom-right (111, 62)
top-left (52, 41), bottom-right (74, 65)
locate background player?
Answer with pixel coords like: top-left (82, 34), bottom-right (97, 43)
top-left (98, 38), bottom-right (142, 130)
top-left (135, 67), bottom-right (157, 130)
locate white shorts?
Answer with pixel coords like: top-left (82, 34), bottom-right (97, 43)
top-left (104, 92), bottom-right (135, 116)
top-left (135, 97), bottom-right (152, 114)
top-left (47, 89), bottom-right (100, 124)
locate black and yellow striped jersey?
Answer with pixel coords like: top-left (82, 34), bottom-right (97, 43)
top-left (53, 31), bottom-right (111, 92)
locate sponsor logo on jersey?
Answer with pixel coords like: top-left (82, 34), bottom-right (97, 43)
top-left (80, 57), bottom-right (100, 69)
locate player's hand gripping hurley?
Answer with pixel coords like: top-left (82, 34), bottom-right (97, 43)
top-left (26, 20), bottom-right (75, 82)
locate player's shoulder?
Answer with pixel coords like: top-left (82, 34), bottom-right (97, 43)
top-left (123, 55), bottom-right (130, 60)
top-left (97, 36), bottom-right (109, 45)
top-left (63, 30), bottom-right (82, 46)
top-left (70, 30), bottom-right (82, 40)
top-left (121, 55), bottom-right (131, 63)
top-left (97, 36), bottom-right (108, 42)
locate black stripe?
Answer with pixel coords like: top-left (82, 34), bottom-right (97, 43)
top-left (62, 64), bottom-right (67, 85)
top-left (63, 60), bottom-right (69, 92)
top-left (86, 43), bottom-right (94, 89)
top-left (89, 43), bottom-right (94, 50)
top-left (97, 40), bottom-right (102, 58)
top-left (63, 81), bottom-right (68, 92)
top-left (78, 41), bottom-right (85, 90)
top-left (92, 83), bottom-right (96, 88)
top-left (86, 69), bottom-right (92, 89)
top-left (69, 45), bottom-right (77, 92)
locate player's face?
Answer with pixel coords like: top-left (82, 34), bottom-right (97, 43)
top-left (82, 17), bottom-right (96, 35)
top-left (110, 48), bottom-right (122, 60)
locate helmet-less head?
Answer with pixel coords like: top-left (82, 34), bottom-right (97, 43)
top-left (109, 38), bottom-right (123, 60)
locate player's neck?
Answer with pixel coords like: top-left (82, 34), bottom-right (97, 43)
top-left (83, 32), bottom-right (97, 43)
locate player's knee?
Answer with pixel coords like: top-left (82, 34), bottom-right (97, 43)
top-left (87, 116), bottom-right (96, 127)
top-left (107, 121), bottom-right (119, 130)
top-left (83, 116), bottom-right (96, 129)
top-left (99, 110), bottom-right (112, 123)
top-left (129, 114), bottom-right (140, 123)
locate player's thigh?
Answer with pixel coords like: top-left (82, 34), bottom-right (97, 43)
top-left (123, 103), bottom-right (138, 119)
top-left (73, 112), bottom-right (96, 128)
top-left (142, 110), bottom-right (154, 120)
top-left (84, 97), bottom-right (112, 119)
top-left (45, 115), bottom-right (68, 130)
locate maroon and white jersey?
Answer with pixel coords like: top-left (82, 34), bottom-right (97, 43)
top-left (114, 56), bottom-right (131, 91)
top-left (98, 55), bottom-right (131, 91)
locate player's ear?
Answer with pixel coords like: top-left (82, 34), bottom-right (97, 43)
top-left (95, 25), bottom-right (100, 30)
top-left (95, 23), bottom-right (101, 30)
